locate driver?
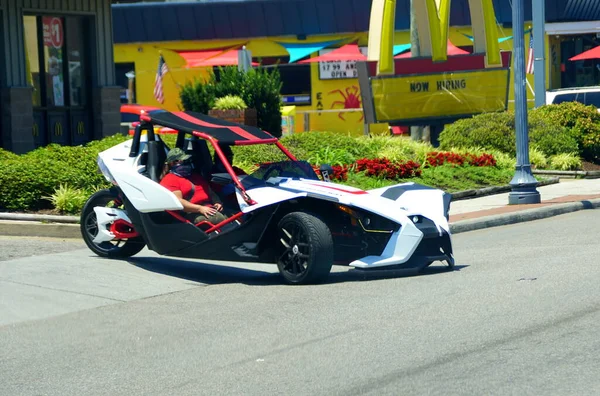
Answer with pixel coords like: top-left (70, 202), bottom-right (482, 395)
top-left (160, 148), bottom-right (228, 226)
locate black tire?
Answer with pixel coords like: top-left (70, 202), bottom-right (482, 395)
top-left (276, 212), bottom-right (333, 285)
top-left (80, 189), bottom-right (146, 258)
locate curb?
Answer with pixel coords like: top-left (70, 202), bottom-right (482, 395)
top-left (0, 212), bottom-right (79, 224)
top-left (0, 220), bottom-right (81, 239)
top-left (533, 170), bottom-right (600, 179)
top-left (450, 198), bottom-right (600, 234)
top-left (450, 177), bottom-right (559, 201)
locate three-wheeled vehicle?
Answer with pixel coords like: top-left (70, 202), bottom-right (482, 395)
top-left (81, 110), bottom-right (454, 285)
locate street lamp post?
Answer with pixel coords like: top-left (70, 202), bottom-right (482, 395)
top-left (509, 0), bottom-right (541, 205)
top-left (533, 0), bottom-right (546, 107)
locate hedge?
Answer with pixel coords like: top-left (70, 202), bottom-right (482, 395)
top-left (0, 131), bottom-right (508, 213)
top-left (438, 102), bottom-right (600, 161)
top-left (180, 66), bottom-right (283, 137)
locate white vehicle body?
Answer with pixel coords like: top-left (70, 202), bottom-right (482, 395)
top-left (95, 135), bottom-right (453, 270)
top-left (546, 87), bottom-right (600, 112)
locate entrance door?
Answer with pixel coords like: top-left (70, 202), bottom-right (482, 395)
top-left (23, 15), bottom-right (92, 147)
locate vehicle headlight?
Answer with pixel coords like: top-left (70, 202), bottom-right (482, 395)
top-left (97, 156), bottom-right (117, 185)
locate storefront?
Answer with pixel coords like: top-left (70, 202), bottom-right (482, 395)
top-left (546, 21), bottom-right (600, 90)
top-left (0, 0), bottom-right (119, 153)
top-left (111, 0), bottom-right (600, 135)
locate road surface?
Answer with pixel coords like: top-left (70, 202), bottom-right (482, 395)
top-left (1, 210), bottom-right (599, 395)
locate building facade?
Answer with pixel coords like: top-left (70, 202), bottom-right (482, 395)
top-left (0, 0), bottom-right (119, 153)
top-left (111, 0), bottom-right (600, 135)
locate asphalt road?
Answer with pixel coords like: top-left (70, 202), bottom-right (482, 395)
top-left (1, 210), bottom-right (599, 395)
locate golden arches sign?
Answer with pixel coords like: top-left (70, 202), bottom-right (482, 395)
top-left (77, 121), bottom-right (85, 135)
top-left (367, 0), bottom-right (502, 75)
top-left (54, 122), bottom-right (63, 137)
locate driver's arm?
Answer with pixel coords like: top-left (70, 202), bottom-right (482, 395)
top-left (171, 190), bottom-right (217, 217)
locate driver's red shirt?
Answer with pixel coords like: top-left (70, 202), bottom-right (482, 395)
top-left (160, 173), bottom-right (211, 205)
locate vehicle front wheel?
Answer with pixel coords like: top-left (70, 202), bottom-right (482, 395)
top-left (277, 212), bottom-right (333, 285)
top-left (80, 189), bottom-right (146, 258)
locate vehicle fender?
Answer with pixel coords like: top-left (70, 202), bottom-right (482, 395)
top-left (92, 207), bottom-right (131, 243)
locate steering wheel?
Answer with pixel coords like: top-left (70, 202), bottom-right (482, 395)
top-left (262, 165), bottom-right (284, 181)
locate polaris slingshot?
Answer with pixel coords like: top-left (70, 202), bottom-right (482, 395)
top-left (81, 110), bottom-right (455, 285)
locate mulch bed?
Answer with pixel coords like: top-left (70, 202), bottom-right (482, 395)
top-left (582, 161), bottom-right (600, 171)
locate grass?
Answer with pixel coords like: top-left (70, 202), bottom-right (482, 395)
top-left (339, 165), bottom-right (517, 192)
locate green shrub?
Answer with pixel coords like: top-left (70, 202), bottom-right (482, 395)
top-left (213, 95), bottom-right (247, 110)
top-left (0, 148), bottom-right (18, 161)
top-left (528, 147), bottom-right (548, 169)
top-left (43, 184), bottom-right (90, 214)
top-left (528, 111), bottom-right (579, 156)
top-left (439, 112), bottom-right (516, 154)
top-left (531, 102), bottom-right (600, 162)
top-left (440, 109), bottom-right (583, 158)
top-left (549, 153), bottom-right (582, 171)
top-left (307, 146), bottom-right (356, 166)
top-left (0, 137), bottom-right (132, 211)
top-left (180, 66), bottom-right (283, 137)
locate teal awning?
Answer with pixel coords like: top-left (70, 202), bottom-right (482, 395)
top-left (461, 28), bottom-right (532, 44)
top-left (393, 43), bottom-right (411, 55)
top-left (277, 40), bottom-right (344, 63)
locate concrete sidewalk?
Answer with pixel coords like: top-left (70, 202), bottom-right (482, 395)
top-left (449, 178), bottom-right (600, 233)
top-left (1, 178), bottom-right (600, 239)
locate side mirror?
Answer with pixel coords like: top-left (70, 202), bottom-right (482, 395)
top-left (319, 164), bottom-right (334, 182)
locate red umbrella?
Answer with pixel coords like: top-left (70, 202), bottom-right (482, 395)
top-left (299, 43), bottom-right (366, 63)
top-left (395, 40), bottom-right (470, 58)
top-left (569, 45), bottom-right (600, 61)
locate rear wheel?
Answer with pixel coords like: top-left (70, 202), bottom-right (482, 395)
top-left (80, 189), bottom-right (145, 258)
top-left (277, 212), bottom-right (333, 285)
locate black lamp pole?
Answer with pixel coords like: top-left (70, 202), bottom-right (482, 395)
top-left (509, 0), bottom-right (541, 205)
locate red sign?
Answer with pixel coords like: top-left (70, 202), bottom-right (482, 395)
top-left (42, 17), bottom-right (63, 48)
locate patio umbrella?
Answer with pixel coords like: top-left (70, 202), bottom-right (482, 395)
top-left (569, 45), bottom-right (600, 61)
top-left (185, 48), bottom-right (259, 67)
top-left (299, 43), bottom-right (366, 63)
top-left (395, 40), bottom-right (470, 58)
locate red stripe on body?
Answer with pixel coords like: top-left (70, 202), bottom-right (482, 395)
top-left (173, 111), bottom-right (258, 141)
top-left (304, 182), bottom-right (368, 195)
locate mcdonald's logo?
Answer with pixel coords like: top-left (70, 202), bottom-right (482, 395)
top-left (54, 122), bottom-right (63, 136)
top-left (32, 123), bottom-right (39, 137)
top-left (77, 121), bottom-right (85, 135)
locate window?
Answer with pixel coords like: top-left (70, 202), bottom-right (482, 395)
top-left (584, 92), bottom-right (600, 108)
top-left (42, 16), bottom-right (66, 107)
top-left (23, 16), bottom-right (42, 106)
top-left (23, 15), bottom-right (90, 108)
top-left (65, 17), bottom-right (87, 106)
top-left (115, 63), bottom-right (136, 104)
top-left (552, 93), bottom-right (578, 104)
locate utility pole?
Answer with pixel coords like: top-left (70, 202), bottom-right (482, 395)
top-left (532, 0), bottom-right (546, 107)
top-left (238, 46), bottom-right (252, 73)
top-left (409, 0), bottom-right (424, 142)
top-left (509, 0), bottom-right (541, 204)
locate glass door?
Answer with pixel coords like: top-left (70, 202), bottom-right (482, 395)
top-left (23, 14), bottom-right (92, 147)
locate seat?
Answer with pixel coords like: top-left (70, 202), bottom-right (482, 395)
top-left (186, 138), bottom-right (213, 180)
top-left (146, 139), bottom-right (168, 182)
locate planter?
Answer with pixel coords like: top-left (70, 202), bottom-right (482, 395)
top-left (208, 108), bottom-right (257, 127)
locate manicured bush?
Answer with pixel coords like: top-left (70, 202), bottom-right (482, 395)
top-left (528, 110), bottom-right (579, 156)
top-left (44, 184), bottom-right (91, 214)
top-left (549, 153), bottom-right (582, 171)
top-left (180, 66), bottom-right (283, 137)
top-left (213, 95), bottom-right (247, 110)
top-left (439, 112), bottom-right (516, 154)
top-left (439, 108), bottom-right (584, 158)
top-left (528, 147), bottom-right (548, 169)
top-left (530, 102), bottom-right (600, 162)
top-left (0, 135), bottom-right (130, 211)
